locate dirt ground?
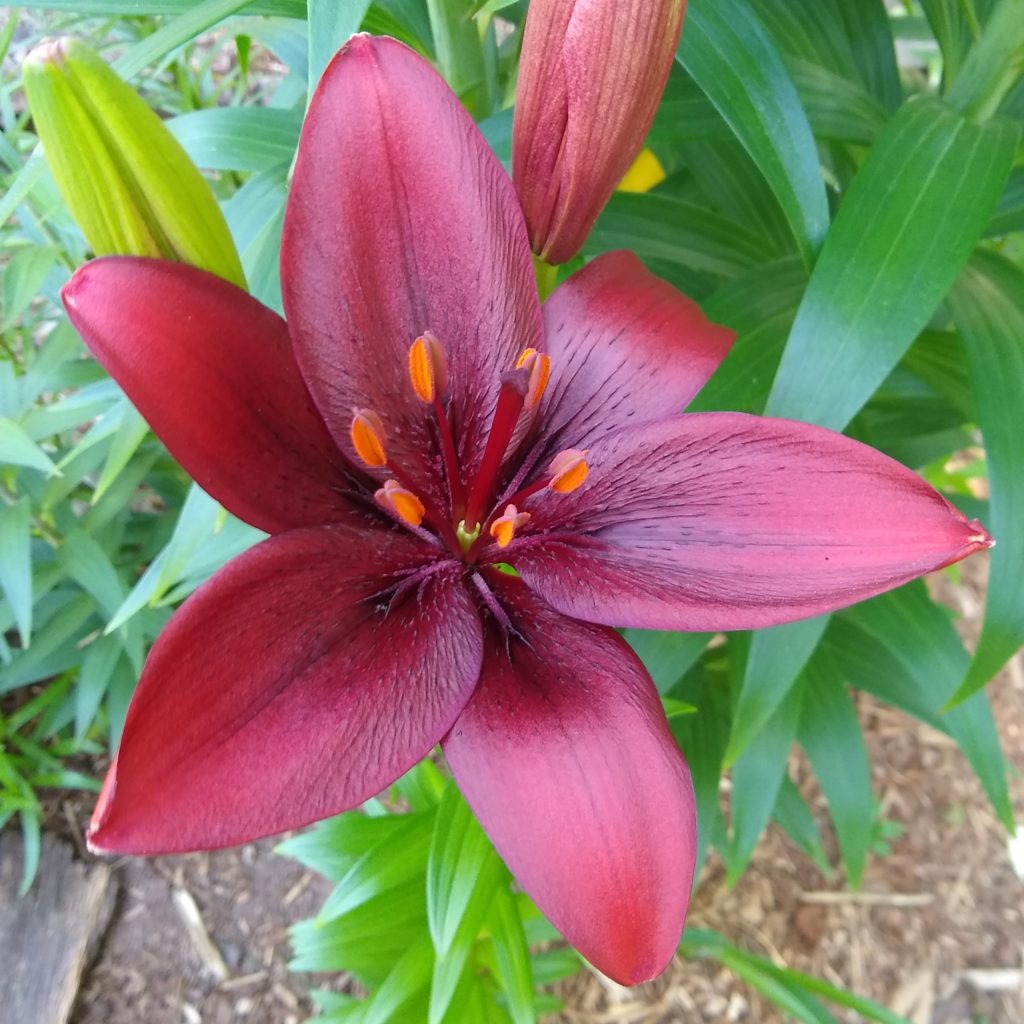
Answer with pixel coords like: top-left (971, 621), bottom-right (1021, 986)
top-left (2, 555), bottom-right (1015, 1024)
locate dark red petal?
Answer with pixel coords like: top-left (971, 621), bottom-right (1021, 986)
top-left (443, 575), bottom-right (696, 985)
top-left (62, 257), bottom-right (354, 535)
top-left (88, 524), bottom-right (483, 854)
top-left (510, 414), bottom-right (992, 630)
top-left (533, 251), bottom-right (733, 460)
top-left (282, 35), bottom-right (542, 512)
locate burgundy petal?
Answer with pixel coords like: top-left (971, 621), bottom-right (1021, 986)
top-left (88, 523), bottom-right (483, 854)
top-left (62, 257), bottom-right (354, 535)
top-left (282, 35), bottom-right (542, 512)
top-left (444, 575), bottom-right (696, 985)
top-left (532, 251), bottom-right (733, 461)
top-left (509, 414), bottom-right (992, 630)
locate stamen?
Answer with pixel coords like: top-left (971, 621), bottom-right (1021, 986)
top-left (516, 348), bottom-right (551, 409)
top-left (374, 479), bottom-right (426, 528)
top-left (409, 331), bottom-right (449, 404)
top-left (350, 408), bottom-right (387, 467)
top-left (548, 449), bottom-right (589, 493)
top-left (489, 504), bottom-right (531, 549)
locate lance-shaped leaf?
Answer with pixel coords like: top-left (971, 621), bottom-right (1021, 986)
top-left (946, 251), bottom-right (1024, 707)
top-left (23, 38), bottom-right (245, 287)
top-left (766, 96), bottom-right (1018, 432)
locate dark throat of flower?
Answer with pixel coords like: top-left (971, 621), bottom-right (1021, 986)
top-left (349, 335), bottom-right (587, 561)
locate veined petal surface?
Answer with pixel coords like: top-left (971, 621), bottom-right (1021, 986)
top-left (532, 251), bottom-right (733, 461)
top-left (282, 35), bottom-right (541, 510)
top-left (63, 257), bottom-right (353, 535)
top-left (88, 523), bottom-right (483, 854)
top-left (511, 414), bottom-right (990, 630)
top-left (444, 575), bottom-right (696, 985)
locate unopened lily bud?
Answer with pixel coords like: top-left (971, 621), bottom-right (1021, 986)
top-left (512, 0), bottom-right (685, 265)
top-left (23, 38), bottom-right (245, 287)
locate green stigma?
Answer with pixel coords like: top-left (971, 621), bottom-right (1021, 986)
top-left (456, 519), bottom-right (481, 553)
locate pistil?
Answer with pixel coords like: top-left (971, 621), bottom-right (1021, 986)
top-left (463, 369), bottom-right (531, 529)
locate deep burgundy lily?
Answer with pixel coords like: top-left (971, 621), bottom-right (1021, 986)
top-left (63, 36), bottom-right (989, 985)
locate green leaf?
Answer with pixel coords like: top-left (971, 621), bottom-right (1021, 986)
top-left (622, 629), bottom-right (710, 694)
top-left (834, 0), bottom-right (901, 112)
top-left (113, 0), bottom-right (274, 79)
top-left (947, 0), bottom-right (1024, 119)
top-left (487, 882), bottom-right (535, 1024)
top-left (20, 0), bottom-right (303, 13)
top-left (723, 946), bottom-right (909, 1024)
top-left (58, 529), bottom-right (126, 622)
top-left (588, 192), bottom-right (776, 279)
top-left (364, 938), bottom-right (434, 1024)
top-left (428, 857), bottom-right (502, 1024)
top-left (691, 256), bottom-right (806, 415)
top-left (773, 776), bottom-right (832, 877)
top-left (767, 96), bottom-right (1018, 430)
top-left (839, 582), bottom-right (1013, 829)
top-left (2, 246), bottom-right (61, 329)
top-left (946, 251), bottom-right (1024, 704)
top-left (797, 649), bottom-right (873, 887)
top-left (986, 166), bottom-right (1024, 236)
top-left (75, 634), bottom-right (123, 741)
top-left (678, 0), bottom-right (830, 265)
top-left (788, 60), bottom-right (889, 144)
top-left (0, 498), bottom-right (33, 646)
top-left (278, 811), bottom-right (415, 882)
top-left (726, 615), bottom-right (829, 765)
top-left (167, 107), bottom-right (301, 172)
top-left (308, 0), bottom-right (373, 98)
top-left (426, 0), bottom-right (496, 119)
top-left (671, 662), bottom-right (731, 868)
top-left (290, 878), bottom-right (428, 980)
top-left (427, 783), bottom-right (495, 958)
top-left (317, 811), bottom-right (433, 923)
top-left (727, 674), bottom-right (806, 885)
top-left (716, 947), bottom-right (839, 1024)
top-left (919, 0), bottom-right (976, 81)
top-left (0, 417), bottom-right (58, 475)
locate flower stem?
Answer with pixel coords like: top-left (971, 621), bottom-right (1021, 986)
top-left (533, 255), bottom-right (559, 302)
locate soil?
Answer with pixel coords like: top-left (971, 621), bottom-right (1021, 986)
top-left (2, 555), bottom-right (1018, 1024)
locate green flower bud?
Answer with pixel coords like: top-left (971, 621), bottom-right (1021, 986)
top-left (24, 39), bottom-right (246, 288)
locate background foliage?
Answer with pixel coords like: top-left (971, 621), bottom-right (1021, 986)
top-left (1, 0), bottom-right (1022, 1019)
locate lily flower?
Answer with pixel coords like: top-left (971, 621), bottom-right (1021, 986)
top-left (63, 36), bottom-right (990, 985)
top-left (513, 0), bottom-right (686, 264)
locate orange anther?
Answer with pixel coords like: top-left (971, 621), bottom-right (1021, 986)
top-left (548, 449), bottom-right (589, 494)
top-left (350, 408), bottom-right (387, 467)
top-left (409, 331), bottom-right (449, 404)
top-left (374, 479), bottom-right (426, 528)
top-left (516, 347), bottom-right (551, 409)
top-left (489, 504), bottom-right (531, 549)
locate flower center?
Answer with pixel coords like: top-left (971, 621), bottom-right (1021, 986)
top-left (347, 333), bottom-right (588, 558)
